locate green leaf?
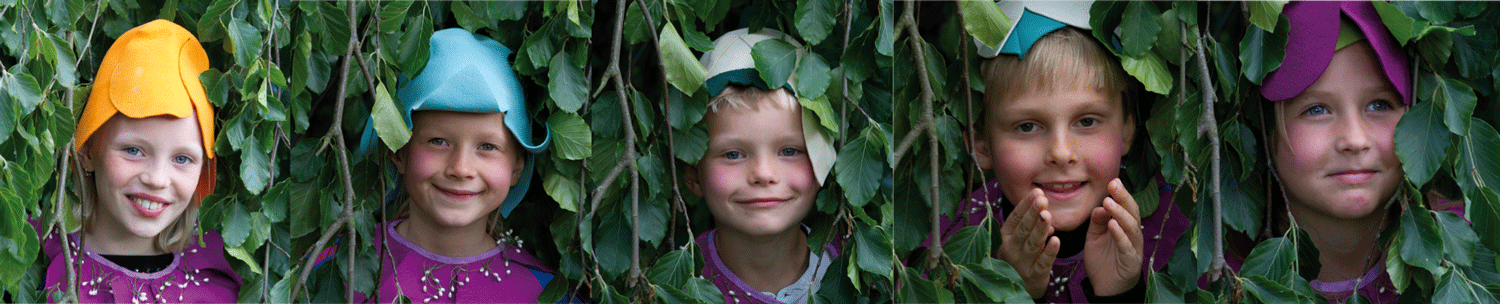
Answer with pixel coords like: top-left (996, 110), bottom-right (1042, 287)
top-left (547, 112), bottom-right (592, 160)
top-left (646, 249), bottom-right (695, 288)
top-left (1457, 119), bottom-right (1500, 215)
top-left (240, 139), bottom-right (271, 194)
top-left (396, 16), bottom-right (432, 77)
top-left (548, 51), bottom-right (587, 113)
top-left (957, 0), bottom-right (1011, 48)
top-left (672, 126), bottom-right (708, 164)
top-left (836, 128), bottom-right (885, 207)
top-left (668, 88), bottom-right (708, 130)
top-left (798, 95), bottom-right (839, 136)
top-left (228, 19), bottom-right (263, 67)
top-left (854, 223), bottom-right (893, 280)
top-left (1242, 276), bottom-right (1310, 304)
top-left (3, 72), bottom-right (43, 114)
top-left (1400, 206), bottom-right (1445, 274)
top-left (793, 52), bottom-right (832, 99)
top-left (196, 0), bottom-right (236, 42)
top-left (594, 210), bottom-right (633, 279)
top-left (544, 169), bottom-right (581, 212)
top-left (223, 204), bottom-right (252, 247)
top-left (660, 24), bottom-right (708, 96)
top-left (957, 258), bottom-right (1029, 303)
top-left (370, 82), bottom-right (410, 151)
top-left (1247, 1), bottom-right (1288, 32)
top-left (943, 226), bottom-right (990, 266)
top-left (1120, 1), bottom-right (1162, 57)
top-left (1417, 31), bottom-right (1454, 67)
top-left (794, 0), bottom-right (838, 45)
top-left (685, 277), bottom-right (725, 304)
top-left (1435, 210), bottom-right (1478, 266)
top-left (1146, 272), bottom-right (1185, 303)
top-left (1373, 1), bottom-right (1417, 45)
top-left (1395, 97), bottom-right (1451, 187)
top-left (1431, 75), bottom-right (1478, 136)
top-left (652, 284), bottom-right (701, 304)
top-left (376, 0), bottom-right (413, 33)
top-left (1472, 188), bottom-right (1500, 255)
top-left (1242, 235), bottom-right (1299, 284)
top-left (450, 1), bottom-right (489, 32)
top-left (1415, 1), bottom-right (1456, 24)
top-left (751, 39), bottom-right (799, 91)
top-left (1432, 270), bottom-right (1478, 304)
top-left (1240, 16), bottom-right (1289, 85)
top-left (899, 270), bottom-right (953, 303)
top-left (1121, 52), bottom-right (1173, 95)
top-left (225, 245), bottom-right (263, 275)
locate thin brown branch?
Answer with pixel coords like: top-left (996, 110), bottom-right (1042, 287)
top-left (891, 120), bottom-right (931, 166)
top-left (290, 1), bottom-right (361, 300)
top-left (1192, 12), bottom-right (1227, 281)
top-left (898, 1), bottom-right (944, 270)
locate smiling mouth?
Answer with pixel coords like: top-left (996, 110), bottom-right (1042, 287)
top-left (1035, 182), bottom-right (1086, 199)
top-left (437, 188), bottom-right (481, 199)
top-left (1329, 170), bottom-right (1378, 184)
top-left (129, 195), bottom-right (169, 218)
top-left (737, 198), bottom-right (788, 208)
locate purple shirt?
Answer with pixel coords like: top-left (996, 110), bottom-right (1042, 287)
top-left (924, 178), bottom-right (1189, 302)
top-left (362, 219), bottom-right (557, 303)
top-left (40, 228), bottom-right (242, 303)
top-left (696, 229), bottom-right (842, 304)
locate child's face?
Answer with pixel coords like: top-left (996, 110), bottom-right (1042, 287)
top-left (688, 104), bottom-right (818, 237)
top-left (82, 115), bottom-right (205, 240)
top-left (1274, 42), bottom-right (1406, 221)
top-left (975, 86), bottom-right (1133, 231)
top-left (395, 111), bottom-right (524, 230)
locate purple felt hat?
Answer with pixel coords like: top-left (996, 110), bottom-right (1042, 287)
top-left (1260, 1), bottom-right (1411, 105)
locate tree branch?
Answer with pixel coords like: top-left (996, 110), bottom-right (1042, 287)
top-left (1192, 15), bottom-right (1227, 281)
top-left (290, 1), bottom-right (361, 300)
top-left (898, 1), bottom-right (945, 270)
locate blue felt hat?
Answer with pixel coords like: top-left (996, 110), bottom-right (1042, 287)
top-left (976, 1), bottom-right (1095, 59)
top-left (361, 28), bottom-right (551, 218)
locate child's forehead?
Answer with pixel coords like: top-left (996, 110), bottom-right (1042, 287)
top-left (97, 114), bottom-right (207, 149)
top-left (987, 85), bottom-right (1119, 113)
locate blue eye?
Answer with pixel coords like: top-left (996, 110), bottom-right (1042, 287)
top-left (1367, 100), bottom-right (1393, 112)
top-left (1016, 123), bottom-right (1039, 133)
top-left (724, 151), bottom-right (743, 160)
top-left (780, 148), bottom-right (800, 157)
top-left (1304, 105), bottom-right (1329, 116)
top-left (1077, 118), bottom-right (1098, 127)
top-left (173, 155), bottom-right (192, 164)
top-left (480, 143), bottom-right (498, 151)
top-left (124, 147), bottom-right (143, 156)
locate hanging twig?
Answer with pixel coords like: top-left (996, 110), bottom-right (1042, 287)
top-left (896, 1), bottom-right (945, 270)
top-left (1191, 12), bottom-right (1227, 281)
top-left (290, 1), bottom-right (361, 300)
top-left (590, 0), bottom-right (646, 288)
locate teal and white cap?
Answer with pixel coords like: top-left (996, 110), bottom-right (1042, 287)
top-left (976, 1), bottom-right (1094, 58)
top-left (700, 28), bottom-right (836, 185)
top-left (361, 28), bottom-right (551, 218)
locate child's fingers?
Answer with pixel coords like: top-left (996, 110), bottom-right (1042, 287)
top-left (1039, 235), bottom-right (1061, 266)
top-left (1108, 178), bottom-right (1141, 220)
top-left (1108, 219), bottom-right (1134, 255)
top-left (1024, 201), bottom-right (1053, 253)
top-left (1004, 189), bottom-right (1039, 237)
top-left (1103, 197), bottom-right (1140, 236)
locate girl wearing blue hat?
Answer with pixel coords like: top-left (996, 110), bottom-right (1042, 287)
top-left (358, 28), bottom-right (557, 303)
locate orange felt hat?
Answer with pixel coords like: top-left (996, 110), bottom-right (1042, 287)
top-left (75, 19), bottom-right (216, 202)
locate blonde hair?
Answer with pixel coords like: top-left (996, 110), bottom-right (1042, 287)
top-left (706, 85), bottom-right (798, 113)
top-left (979, 27), bottom-right (1132, 131)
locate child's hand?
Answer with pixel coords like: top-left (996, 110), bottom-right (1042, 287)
top-left (996, 188), bottom-right (1061, 299)
top-left (1083, 178), bottom-right (1145, 296)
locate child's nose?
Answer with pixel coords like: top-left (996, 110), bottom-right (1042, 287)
top-left (444, 151), bottom-right (478, 179)
top-left (1047, 133), bottom-right (1079, 166)
top-left (140, 160), bottom-right (171, 189)
top-left (1335, 115), bottom-right (1375, 154)
top-left (749, 156), bottom-right (779, 186)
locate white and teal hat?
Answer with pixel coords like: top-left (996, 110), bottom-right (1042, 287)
top-left (361, 28), bottom-right (551, 218)
top-left (976, 1), bottom-right (1095, 58)
top-left (700, 28), bottom-right (836, 185)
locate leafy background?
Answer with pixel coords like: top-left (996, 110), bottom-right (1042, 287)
top-left (1, 0), bottom-right (893, 303)
top-left (895, 1), bottom-right (1500, 303)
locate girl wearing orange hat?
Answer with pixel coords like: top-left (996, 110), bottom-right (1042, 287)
top-left (38, 19), bottom-right (240, 303)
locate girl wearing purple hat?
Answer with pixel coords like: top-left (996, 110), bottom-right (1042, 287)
top-left (1253, 2), bottom-right (1463, 303)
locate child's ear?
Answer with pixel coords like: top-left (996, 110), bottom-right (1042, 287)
top-left (389, 148), bottom-right (408, 174)
top-left (1121, 115), bottom-right (1136, 156)
top-left (76, 144), bottom-right (97, 173)
top-left (970, 131), bottom-right (995, 170)
top-left (684, 164), bottom-right (704, 196)
top-left (510, 153), bottom-right (526, 184)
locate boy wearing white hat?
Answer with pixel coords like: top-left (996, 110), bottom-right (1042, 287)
top-left (685, 28), bottom-right (839, 304)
